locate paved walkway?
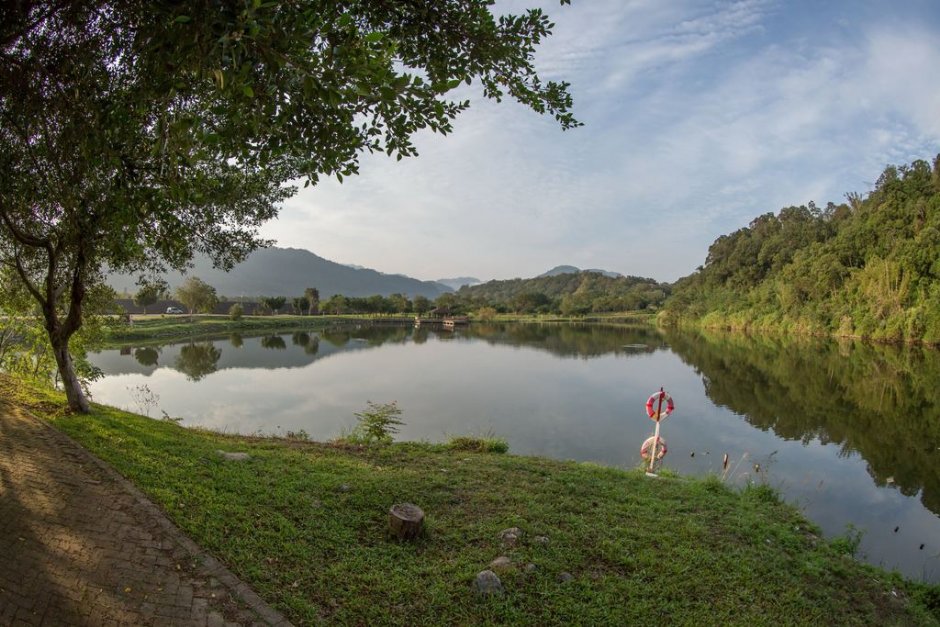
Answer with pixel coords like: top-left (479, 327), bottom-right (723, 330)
top-left (0, 401), bottom-right (291, 626)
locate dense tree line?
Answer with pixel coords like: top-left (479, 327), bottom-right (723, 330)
top-left (452, 271), bottom-right (669, 315)
top-left (661, 156), bottom-right (940, 345)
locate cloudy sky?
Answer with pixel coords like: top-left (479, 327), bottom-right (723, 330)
top-left (260, 0), bottom-right (940, 283)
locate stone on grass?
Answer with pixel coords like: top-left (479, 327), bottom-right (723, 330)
top-left (216, 450), bottom-right (250, 461)
top-left (525, 563), bottom-right (537, 574)
top-left (499, 527), bottom-right (523, 547)
top-left (557, 571), bottom-right (574, 583)
top-left (338, 483), bottom-right (352, 492)
top-left (533, 535), bottom-right (549, 546)
top-left (474, 570), bottom-right (504, 596)
top-left (489, 556), bottom-right (513, 571)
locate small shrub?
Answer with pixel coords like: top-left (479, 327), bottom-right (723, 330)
top-left (285, 429), bottom-right (310, 441)
top-left (447, 434), bottom-right (509, 453)
top-left (830, 523), bottom-right (864, 557)
top-left (348, 401), bottom-right (404, 444)
top-left (229, 303), bottom-right (243, 321)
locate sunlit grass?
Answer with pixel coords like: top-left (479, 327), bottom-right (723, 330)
top-left (3, 374), bottom-right (937, 626)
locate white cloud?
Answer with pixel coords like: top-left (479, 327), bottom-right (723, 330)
top-left (262, 1), bottom-right (940, 283)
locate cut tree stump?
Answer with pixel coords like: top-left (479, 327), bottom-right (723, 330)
top-left (388, 503), bottom-right (425, 541)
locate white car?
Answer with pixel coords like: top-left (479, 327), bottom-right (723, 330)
top-left (165, 307), bottom-right (185, 314)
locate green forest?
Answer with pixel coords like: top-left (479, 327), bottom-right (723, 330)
top-left (661, 155), bottom-right (940, 345)
top-left (453, 271), bottom-right (669, 315)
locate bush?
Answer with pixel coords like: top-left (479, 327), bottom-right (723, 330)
top-left (229, 303), bottom-right (243, 321)
top-left (346, 401), bottom-right (404, 444)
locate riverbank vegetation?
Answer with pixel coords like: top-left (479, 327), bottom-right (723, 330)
top-left (3, 375), bottom-right (937, 625)
top-left (661, 156), bottom-right (940, 345)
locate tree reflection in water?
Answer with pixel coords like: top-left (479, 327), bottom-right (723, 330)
top-left (663, 328), bottom-right (940, 516)
top-left (175, 342), bottom-right (222, 381)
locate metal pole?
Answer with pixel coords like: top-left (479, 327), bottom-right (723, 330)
top-left (648, 388), bottom-right (664, 472)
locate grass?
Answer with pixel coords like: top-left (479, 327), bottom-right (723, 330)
top-left (447, 434), bottom-right (510, 454)
top-left (105, 313), bottom-right (334, 344)
top-left (3, 375), bottom-right (938, 625)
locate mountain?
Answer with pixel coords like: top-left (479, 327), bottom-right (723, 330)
top-left (435, 276), bottom-right (482, 290)
top-left (108, 247), bottom-right (451, 299)
top-left (538, 265), bottom-right (622, 279)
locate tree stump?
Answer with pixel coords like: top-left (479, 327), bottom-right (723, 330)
top-left (388, 503), bottom-right (425, 541)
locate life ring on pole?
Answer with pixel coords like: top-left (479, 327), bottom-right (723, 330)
top-left (645, 390), bottom-right (674, 421)
top-left (640, 436), bottom-right (667, 460)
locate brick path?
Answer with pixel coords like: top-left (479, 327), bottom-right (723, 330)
top-left (0, 402), bottom-right (291, 626)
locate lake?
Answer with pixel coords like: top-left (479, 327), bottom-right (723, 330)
top-left (87, 322), bottom-right (940, 583)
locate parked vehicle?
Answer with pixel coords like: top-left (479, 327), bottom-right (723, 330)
top-left (165, 307), bottom-right (184, 314)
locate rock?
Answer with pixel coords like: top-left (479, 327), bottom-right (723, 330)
top-left (499, 527), bottom-right (523, 547)
top-left (474, 570), bottom-right (504, 596)
top-left (533, 535), bottom-right (549, 546)
top-left (489, 556), bottom-right (512, 571)
top-left (338, 483), bottom-right (352, 492)
top-left (525, 563), bottom-right (537, 574)
top-left (557, 571), bottom-right (574, 583)
top-left (216, 450), bottom-right (250, 461)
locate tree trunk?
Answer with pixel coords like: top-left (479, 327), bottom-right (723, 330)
top-left (50, 331), bottom-right (89, 413)
top-left (388, 503), bottom-right (424, 541)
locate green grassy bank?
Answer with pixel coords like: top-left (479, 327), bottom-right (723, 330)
top-left (3, 377), bottom-right (937, 625)
top-left (104, 314), bottom-right (357, 345)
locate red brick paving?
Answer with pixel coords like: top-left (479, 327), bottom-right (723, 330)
top-left (0, 402), bottom-right (291, 626)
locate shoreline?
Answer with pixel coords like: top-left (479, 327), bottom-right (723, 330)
top-left (2, 373), bottom-right (937, 625)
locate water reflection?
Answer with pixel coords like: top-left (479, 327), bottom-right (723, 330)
top-left (86, 322), bottom-right (940, 581)
top-left (175, 342), bottom-right (222, 381)
top-left (664, 329), bottom-right (940, 516)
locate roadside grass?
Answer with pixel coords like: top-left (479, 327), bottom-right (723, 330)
top-left (3, 376), bottom-right (937, 625)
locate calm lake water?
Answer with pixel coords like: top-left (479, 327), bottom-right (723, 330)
top-left (87, 322), bottom-right (940, 582)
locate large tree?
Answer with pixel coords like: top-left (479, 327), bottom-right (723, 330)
top-left (0, 1), bottom-right (578, 412)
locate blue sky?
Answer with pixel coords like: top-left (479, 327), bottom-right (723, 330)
top-left (260, 0), bottom-right (940, 283)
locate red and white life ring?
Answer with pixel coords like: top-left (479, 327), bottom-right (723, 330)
top-left (640, 436), bottom-right (667, 460)
top-left (645, 390), bottom-right (674, 421)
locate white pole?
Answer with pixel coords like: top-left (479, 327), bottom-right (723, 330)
top-left (648, 419), bottom-right (661, 473)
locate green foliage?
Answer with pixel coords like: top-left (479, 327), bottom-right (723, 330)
top-left (830, 524), bottom-right (864, 558)
top-left (664, 156), bottom-right (940, 345)
top-left (347, 401), bottom-right (405, 444)
top-left (228, 303), bottom-right (243, 321)
top-left (456, 271), bottom-right (669, 315)
top-left (260, 296), bottom-right (287, 314)
top-left (0, 0), bottom-right (578, 411)
top-left (175, 277), bottom-right (219, 316)
top-left (446, 434), bottom-right (509, 453)
top-left (133, 280), bottom-right (169, 314)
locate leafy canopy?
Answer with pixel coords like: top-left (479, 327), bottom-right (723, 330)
top-left (0, 1), bottom-right (578, 411)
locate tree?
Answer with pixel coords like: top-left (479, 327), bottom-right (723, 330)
top-left (0, 1), bottom-right (578, 412)
top-left (260, 296), bottom-right (286, 314)
top-left (305, 287), bottom-right (320, 316)
top-left (133, 280), bottom-right (168, 314)
top-left (291, 296), bottom-right (307, 315)
top-left (175, 277), bottom-right (218, 317)
top-left (413, 295), bottom-right (431, 316)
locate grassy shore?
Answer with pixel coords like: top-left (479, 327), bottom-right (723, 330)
top-left (105, 312), bottom-right (659, 345)
top-left (3, 376), bottom-right (937, 625)
top-left (103, 314), bottom-right (336, 344)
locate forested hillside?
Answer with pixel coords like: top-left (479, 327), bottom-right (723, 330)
top-left (455, 270), bottom-right (669, 314)
top-left (661, 156), bottom-right (940, 344)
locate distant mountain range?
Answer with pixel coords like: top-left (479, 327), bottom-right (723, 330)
top-left (538, 265), bottom-right (623, 279)
top-left (435, 276), bottom-right (482, 290)
top-left (107, 248), bottom-right (633, 301)
top-left (107, 247), bottom-right (451, 299)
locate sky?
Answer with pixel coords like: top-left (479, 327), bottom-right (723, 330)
top-left (259, 0), bottom-right (940, 284)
